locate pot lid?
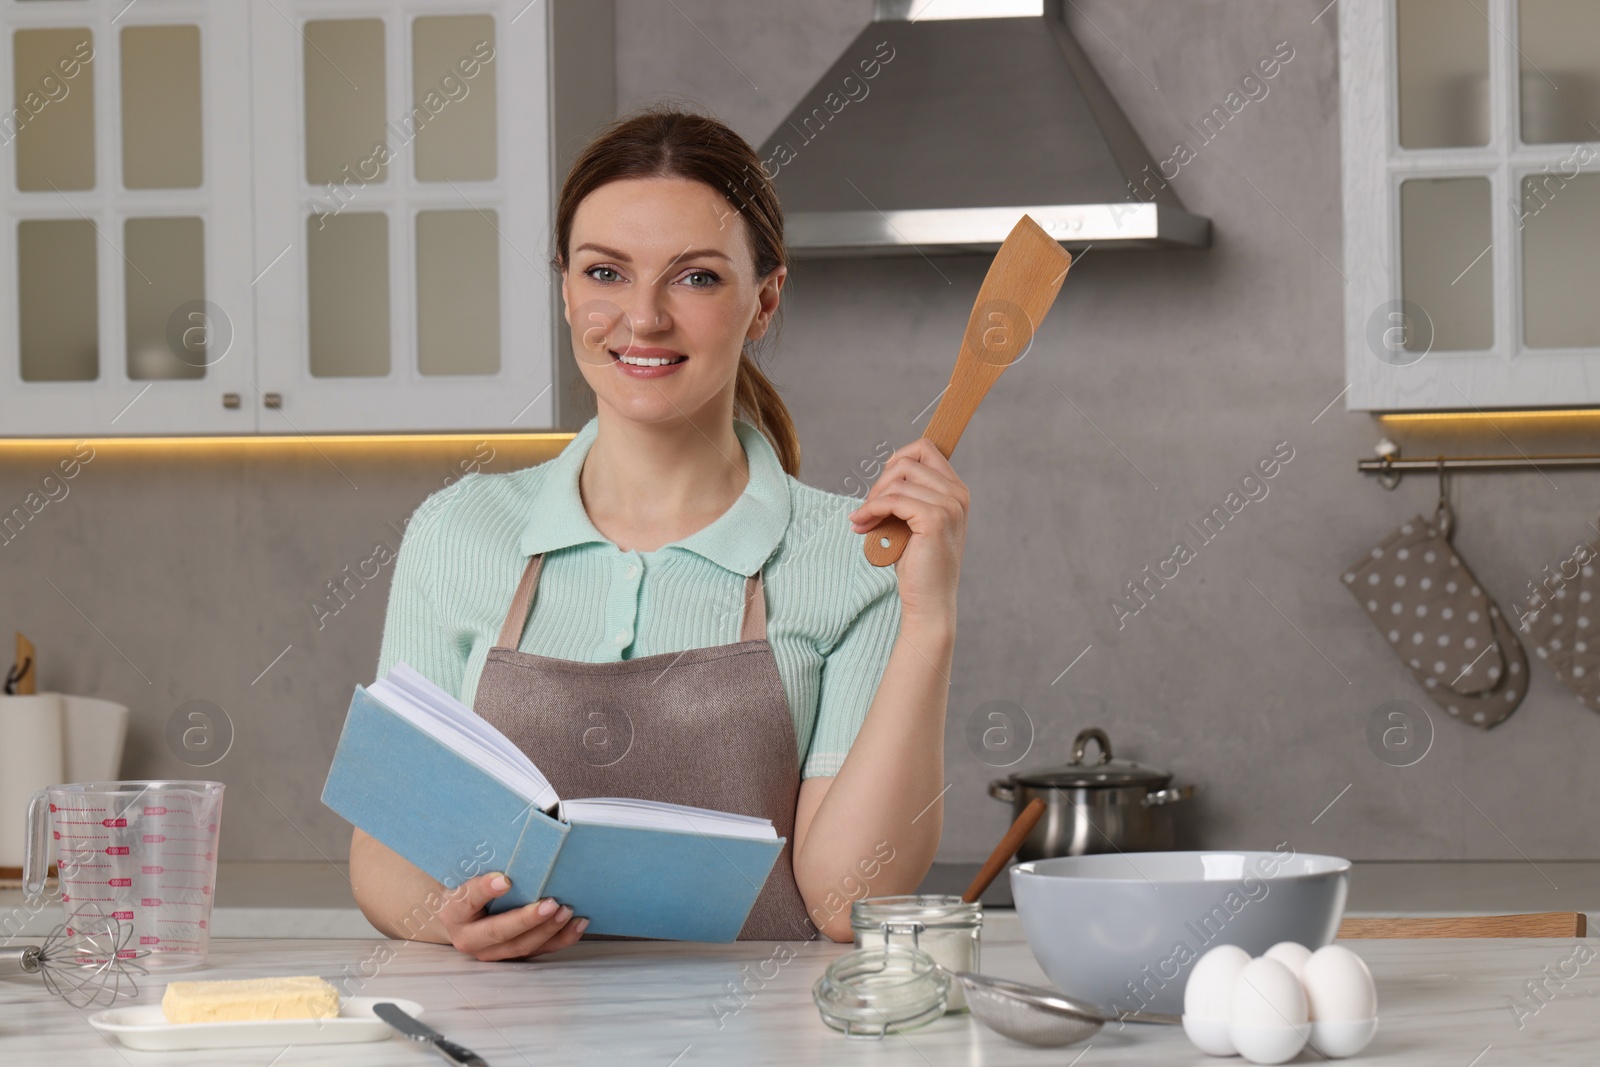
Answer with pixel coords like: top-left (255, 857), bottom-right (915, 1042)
top-left (1011, 728), bottom-right (1172, 788)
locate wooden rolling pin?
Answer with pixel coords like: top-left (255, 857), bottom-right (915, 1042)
top-left (1337, 912), bottom-right (1587, 939)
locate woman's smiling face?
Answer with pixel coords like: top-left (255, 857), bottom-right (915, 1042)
top-left (562, 176), bottom-right (784, 425)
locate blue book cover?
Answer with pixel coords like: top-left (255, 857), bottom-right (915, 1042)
top-left (322, 684), bottom-right (784, 942)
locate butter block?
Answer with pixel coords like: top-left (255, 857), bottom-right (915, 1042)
top-left (161, 975), bottom-right (341, 1024)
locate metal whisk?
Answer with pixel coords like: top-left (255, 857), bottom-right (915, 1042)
top-left (0, 912), bottom-right (149, 1008)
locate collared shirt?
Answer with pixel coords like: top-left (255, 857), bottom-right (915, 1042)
top-left (374, 415), bottom-right (902, 777)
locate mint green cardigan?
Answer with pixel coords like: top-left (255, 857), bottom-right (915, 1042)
top-left (375, 415), bottom-right (902, 778)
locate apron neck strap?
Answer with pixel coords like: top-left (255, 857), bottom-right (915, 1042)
top-left (495, 554), bottom-right (768, 649)
top-left (738, 570), bottom-right (767, 643)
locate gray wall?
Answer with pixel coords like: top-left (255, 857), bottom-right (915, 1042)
top-left (2, 0), bottom-right (1596, 865)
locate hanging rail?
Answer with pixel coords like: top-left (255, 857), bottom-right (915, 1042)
top-left (1360, 441), bottom-right (1600, 489)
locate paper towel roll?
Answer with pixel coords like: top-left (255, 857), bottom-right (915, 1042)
top-left (0, 693), bottom-right (65, 869)
top-left (60, 694), bottom-right (129, 783)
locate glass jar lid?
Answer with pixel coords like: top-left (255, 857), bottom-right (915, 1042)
top-left (850, 894), bottom-right (983, 933)
top-left (1010, 727), bottom-right (1172, 789)
top-left (812, 945), bottom-right (950, 1038)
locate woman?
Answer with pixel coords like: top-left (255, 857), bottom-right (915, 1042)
top-left (350, 105), bottom-right (968, 960)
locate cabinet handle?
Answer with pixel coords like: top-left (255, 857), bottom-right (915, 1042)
top-left (222, 393), bottom-right (241, 409)
top-left (262, 392), bottom-right (283, 410)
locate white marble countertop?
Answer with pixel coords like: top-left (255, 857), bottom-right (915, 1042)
top-left (7, 859), bottom-right (1597, 939)
top-left (1, 914), bottom-right (1594, 1064)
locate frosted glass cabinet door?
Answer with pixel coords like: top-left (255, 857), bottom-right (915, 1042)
top-left (1395, 0), bottom-right (1490, 149)
top-left (1341, 1), bottom-right (1600, 410)
top-left (412, 15), bottom-right (498, 182)
top-left (1399, 177), bottom-right (1493, 353)
top-left (121, 25), bottom-right (203, 190)
top-left (0, 6), bottom-right (256, 435)
top-left (250, 1), bottom-right (551, 433)
top-left (12, 26), bottom-right (96, 192)
top-left (17, 219), bottom-right (98, 382)
top-left (1518, 0), bottom-right (1600, 145)
top-left (303, 19), bottom-right (388, 187)
top-left (1522, 173), bottom-right (1600, 349)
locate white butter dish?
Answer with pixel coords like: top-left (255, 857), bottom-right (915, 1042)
top-left (88, 995), bottom-right (425, 1051)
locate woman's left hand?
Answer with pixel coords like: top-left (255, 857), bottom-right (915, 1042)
top-left (847, 438), bottom-right (968, 629)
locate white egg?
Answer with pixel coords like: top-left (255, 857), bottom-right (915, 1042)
top-left (1229, 957), bottom-right (1310, 1065)
top-left (1184, 943), bottom-right (1252, 1018)
top-left (1264, 941), bottom-right (1312, 983)
top-left (1303, 944), bottom-right (1378, 1022)
top-left (1302, 944), bottom-right (1379, 1056)
top-left (1182, 944), bottom-right (1251, 1057)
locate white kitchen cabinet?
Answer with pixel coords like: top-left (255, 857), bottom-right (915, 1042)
top-left (0, 1), bottom-right (257, 435)
top-left (1341, 0), bottom-right (1600, 411)
top-left (0, 0), bottom-right (603, 436)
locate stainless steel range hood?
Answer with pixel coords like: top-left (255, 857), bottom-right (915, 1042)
top-left (757, 0), bottom-right (1211, 258)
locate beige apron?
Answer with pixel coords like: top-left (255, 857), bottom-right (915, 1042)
top-left (472, 552), bottom-right (819, 941)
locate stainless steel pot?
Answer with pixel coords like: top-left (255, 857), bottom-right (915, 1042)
top-left (988, 727), bottom-right (1195, 862)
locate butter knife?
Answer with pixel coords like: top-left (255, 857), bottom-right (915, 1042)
top-left (374, 1001), bottom-right (489, 1066)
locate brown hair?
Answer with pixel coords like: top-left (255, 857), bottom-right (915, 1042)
top-left (551, 103), bottom-right (801, 477)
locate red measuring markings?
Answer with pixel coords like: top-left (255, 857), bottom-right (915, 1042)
top-left (143, 806), bottom-right (167, 815)
top-left (141, 898), bottom-right (161, 907)
top-left (106, 847), bottom-right (129, 855)
top-left (140, 936), bottom-right (160, 945)
top-left (142, 865), bottom-right (164, 874)
top-left (102, 818), bottom-right (128, 827)
top-left (112, 910), bottom-right (133, 920)
top-left (142, 834), bottom-right (165, 843)
top-left (108, 877), bottom-right (132, 887)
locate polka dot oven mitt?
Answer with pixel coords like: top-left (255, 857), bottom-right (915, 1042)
top-left (1517, 541), bottom-right (1600, 711)
top-left (1343, 514), bottom-right (1527, 729)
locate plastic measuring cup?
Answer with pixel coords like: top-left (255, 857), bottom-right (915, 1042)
top-left (23, 780), bottom-right (224, 970)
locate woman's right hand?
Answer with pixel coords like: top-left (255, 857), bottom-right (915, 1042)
top-left (437, 871), bottom-right (588, 960)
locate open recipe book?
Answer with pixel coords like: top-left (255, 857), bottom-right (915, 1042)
top-left (321, 663), bottom-right (784, 942)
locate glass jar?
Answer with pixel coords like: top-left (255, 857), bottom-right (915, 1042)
top-left (812, 945), bottom-right (949, 1038)
top-left (850, 894), bottom-right (982, 1012)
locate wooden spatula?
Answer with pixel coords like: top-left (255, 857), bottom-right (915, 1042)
top-left (863, 214), bottom-right (1074, 567)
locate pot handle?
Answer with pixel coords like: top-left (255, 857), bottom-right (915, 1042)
top-left (988, 779), bottom-right (1017, 804)
top-left (1142, 784), bottom-right (1196, 809)
top-left (1072, 727), bottom-right (1112, 766)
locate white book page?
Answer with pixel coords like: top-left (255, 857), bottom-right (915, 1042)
top-left (369, 663), bottom-right (560, 812)
top-left (559, 797), bottom-right (777, 840)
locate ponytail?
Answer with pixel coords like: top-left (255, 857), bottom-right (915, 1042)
top-left (735, 348), bottom-right (801, 477)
